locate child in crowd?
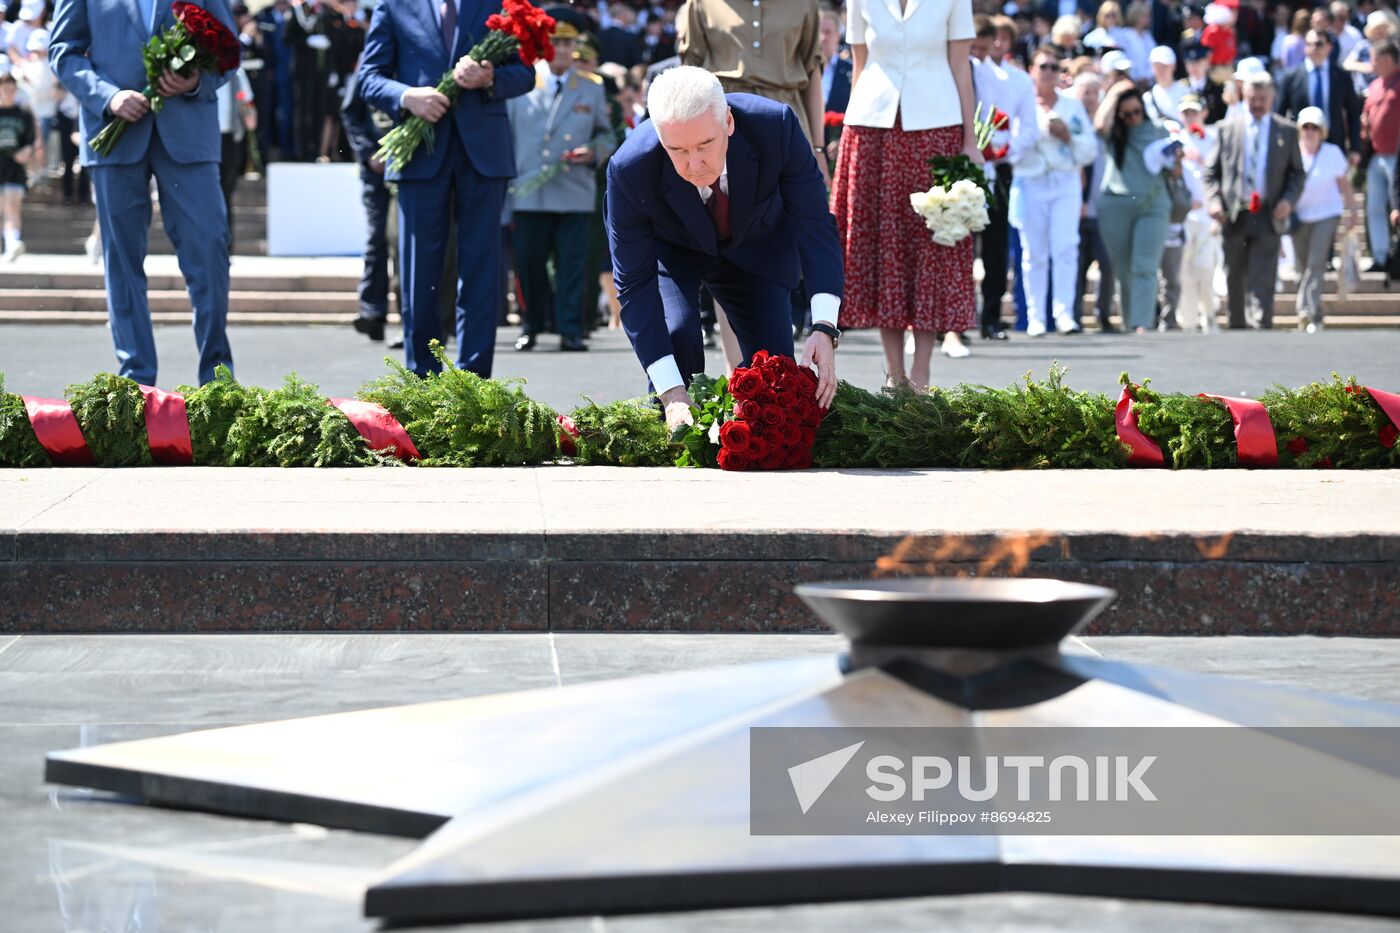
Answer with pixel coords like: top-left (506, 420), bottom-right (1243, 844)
top-left (0, 71), bottom-right (35, 260)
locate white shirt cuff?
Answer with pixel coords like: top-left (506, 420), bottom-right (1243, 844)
top-left (810, 293), bottom-right (841, 327)
top-left (646, 355), bottom-right (685, 396)
top-left (1143, 138), bottom-right (1176, 175)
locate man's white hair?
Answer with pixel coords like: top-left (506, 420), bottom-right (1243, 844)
top-left (647, 65), bottom-right (727, 127)
top-left (1243, 72), bottom-right (1275, 89)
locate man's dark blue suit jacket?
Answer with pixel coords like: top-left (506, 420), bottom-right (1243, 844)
top-left (605, 94), bottom-right (844, 374)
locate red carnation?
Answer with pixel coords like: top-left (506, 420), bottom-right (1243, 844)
top-left (1381, 424), bottom-right (1398, 449)
top-left (718, 419), bottom-right (751, 453)
top-left (729, 369), bottom-right (764, 401)
top-left (982, 143), bottom-right (1009, 162)
top-left (823, 110), bottom-right (844, 128)
top-left (1249, 191), bottom-right (1262, 214)
top-left (1286, 436), bottom-right (1308, 457)
top-left (1188, 123), bottom-right (1206, 139)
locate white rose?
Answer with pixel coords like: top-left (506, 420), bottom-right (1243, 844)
top-left (708, 420), bottom-right (721, 445)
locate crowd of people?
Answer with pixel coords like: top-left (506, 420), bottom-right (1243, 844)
top-left (20, 0), bottom-right (1400, 390)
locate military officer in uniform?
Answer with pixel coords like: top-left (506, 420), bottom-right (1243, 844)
top-left (509, 16), bottom-right (617, 351)
top-left (343, 68), bottom-right (397, 341)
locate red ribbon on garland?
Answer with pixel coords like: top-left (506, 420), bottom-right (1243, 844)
top-left (1199, 394), bottom-right (1278, 468)
top-left (326, 398), bottom-right (421, 461)
top-left (20, 397), bottom-right (95, 466)
top-left (1365, 385), bottom-right (1400, 430)
top-left (137, 385), bottom-right (194, 465)
top-left (1114, 386), bottom-right (1165, 467)
top-left (556, 414), bottom-right (580, 457)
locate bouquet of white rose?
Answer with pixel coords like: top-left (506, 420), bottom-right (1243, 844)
top-left (909, 178), bottom-right (990, 247)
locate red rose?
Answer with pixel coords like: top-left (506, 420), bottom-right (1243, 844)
top-left (794, 365), bottom-right (817, 392)
top-left (780, 423), bottom-right (802, 447)
top-left (799, 426), bottom-right (817, 450)
top-left (718, 419), bottom-right (751, 453)
top-left (750, 350), bottom-right (771, 367)
top-left (733, 400), bottom-right (759, 422)
top-left (1317, 457), bottom-right (1335, 468)
top-left (982, 144), bottom-right (1009, 162)
top-left (717, 449), bottom-right (751, 471)
top-left (760, 446), bottom-right (787, 469)
top-left (729, 368), bottom-right (764, 400)
top-left (823, 110), bottom-right (844, 128)
top-left (1381, 424), bottom-right (1398, 449)
top-left (1249, 191), bottom-right (1262, 213)
top-left (760, 405), bottom-right (784, 428)
top-left (1286, 436), bottom-right (1308, 457)
top-left (1188, 123), bottom-right (1206, 139)
top-left (990, 108), bottom-right (1009, 129)
top-left (746, 434), bottom-right (770, 462)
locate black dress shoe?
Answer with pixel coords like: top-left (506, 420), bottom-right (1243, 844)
top-left (560, 335), bottom-right (588, 352)
top-left (514, 333), bottom-right (537, 351)
top-left (980, 326), bottom-right (1009, 340)
top-left (352, 315), bottom-right (386, 341)
top-left (1367, 259), bottom-right (1386, 273)
top-left (388, 335), bottom-right (404, 350)
top-left (1098, 320), bottom-right (1120, 334)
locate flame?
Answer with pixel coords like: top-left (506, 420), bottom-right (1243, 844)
top-left (873, 532), bottom-right (1057, 579)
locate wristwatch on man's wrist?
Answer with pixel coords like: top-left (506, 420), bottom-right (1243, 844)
top-left (811, 321), bottom-right (841, 348)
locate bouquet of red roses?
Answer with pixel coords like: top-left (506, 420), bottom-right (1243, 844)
top-left (375, 0), bottom-right (554, 172)
top-left (674, 351), bottom-right (825, 471)
top-left (90, 2), bottom-right (241, 156)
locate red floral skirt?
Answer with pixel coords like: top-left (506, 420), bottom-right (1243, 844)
top-left (832, 120), bottom-right (977, 333)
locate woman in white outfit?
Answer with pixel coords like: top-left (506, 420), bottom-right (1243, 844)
top-left (1291, 105), bottom-right (1356, 332)
top-left (1011, 46), bottom-right (1099, 335)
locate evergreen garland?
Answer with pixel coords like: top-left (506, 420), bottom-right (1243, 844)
top-left (1, 362), bottom-right (1396, 471)
top-left (65, 373), bottom-right (155, 467)
top-left (358, 343), bottom-right (559, 466)
top-left (1129, 376), bottom-right (1238, 469)
top-left (1261, 375), bottom-right (1400, 469)
top-left (180, 365), bottom-right (263, 466)
top-left (569, 397), bottom-right (677, 466)
top-left (0, 374), bottom-right (47, 467)
top-left (224, 374), bottom-right (378, 467)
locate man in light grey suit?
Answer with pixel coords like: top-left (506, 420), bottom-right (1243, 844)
top-left (508, 19), bottom-right (616, 352)
top-left (1205, 71), bottom-right (1306, 330)
top-left (51, 0), bottom-right (236, 385)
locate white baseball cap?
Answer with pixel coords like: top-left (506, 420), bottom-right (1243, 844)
top-left (1101, 50), bottom-right (1133, 72)
top-left (1297, 105), bottom-right (1328, 129)
top-left (1233, 57), bottom-right (1266, 81)
top-left (18, 0), bottom-right (42, 20)
top-left (1149, 45), bottom-right (1177, 66)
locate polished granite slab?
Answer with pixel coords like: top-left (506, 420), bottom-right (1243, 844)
top-left (5, 632), bottom-right (1400, 932)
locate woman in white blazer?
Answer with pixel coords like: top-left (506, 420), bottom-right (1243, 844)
top-left (830, 0), bottom-right (983, 390)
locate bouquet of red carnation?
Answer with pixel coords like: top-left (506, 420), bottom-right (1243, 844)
top-left (375, 0), bottom-right (554, 172)
top-left (674, 351), bottom-right (824, 471)
top-left (90, 1), bottom-right (241, 156)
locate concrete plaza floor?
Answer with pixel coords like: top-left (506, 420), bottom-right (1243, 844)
top-left (4, 631), bottom-right (1400, 932)
top-left (3, 322), bottom-right (1400, 413)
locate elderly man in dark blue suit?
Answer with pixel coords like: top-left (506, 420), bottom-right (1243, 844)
top-left (50, 0), bottom-right (236, 386)
top-left (606, 66), bottom-right (843, 431)
top-left (358, 0), bottom-right (533, 377)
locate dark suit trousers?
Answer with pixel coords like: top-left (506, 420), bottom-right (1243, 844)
top-left (219, 134), bottom-right (245, 254)
top-left (658, 257), bottom-right (795, 388)
top-left (514, 211), bottom-right (591, 340)
top-left (1075, 216), bottom-right (1114, 325)
top-left (397, 135), bottom-right (505, 377)
top-left (980, 164), bottom-right (1013, 329)
top-left (359, 168), bottom-right (391, 320)
top-left (1222, 213), bottom-right (1280, 329)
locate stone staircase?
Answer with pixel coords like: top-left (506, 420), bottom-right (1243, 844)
top-left (0, 176), bottom-right (1397, 328)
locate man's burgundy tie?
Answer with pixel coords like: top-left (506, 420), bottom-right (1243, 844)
top-left (707, 187), bottom-right (731, 242)
top-left (440, 0), bottom-right (456, 53)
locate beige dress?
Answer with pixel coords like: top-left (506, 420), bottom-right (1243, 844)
top-left (676, 0), bottom-right (823, 144)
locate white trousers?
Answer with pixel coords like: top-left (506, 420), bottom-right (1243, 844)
top-left (1177, 213), bottom-right (1220, 333)
top-left (1012, 170), bottom-right (1082, 334)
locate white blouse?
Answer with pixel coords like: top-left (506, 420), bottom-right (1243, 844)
top-left (845, 0), bottom-right (976, 132)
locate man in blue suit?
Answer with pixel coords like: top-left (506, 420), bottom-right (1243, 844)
top-left (357, 0), bottom-right (533, 378)
top-left (606, 66), bottom-right (842, 431)
top-left (50, 0), bottom-right (236, 386)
